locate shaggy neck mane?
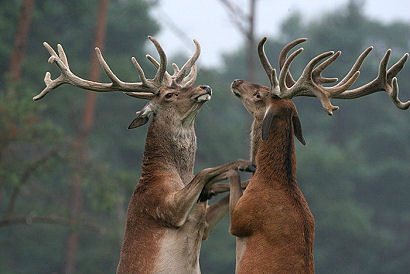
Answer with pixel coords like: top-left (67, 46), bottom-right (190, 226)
top-left (140, 118), bottom-right (196, 185)
top-left (250, 119), bottom-right (262, 165)
top-left (254, 118), bottom-right (297, 185)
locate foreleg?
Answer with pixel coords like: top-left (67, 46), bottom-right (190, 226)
top-left (162, 159), bottom-right (251, 228)
top-left (229, 170), bottom-right (252, 237)
top-left (202, 194), bottom-right (229, 240)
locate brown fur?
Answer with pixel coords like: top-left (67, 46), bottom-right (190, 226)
top-left (117, 86), bottom-right (250, 274)
top-left (117, 119), bottom-right (199, 273)
top-left (230, 80), bottom-right (314, 274)
top-left (34, 37), bottom-right (243, 274)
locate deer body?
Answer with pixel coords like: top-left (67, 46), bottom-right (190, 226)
top-left (228, 37), bottom-right (408, 274)
top-left (230, 106), bottom-right (314, 273)
top-left (117, 119), bottom-right (206, 274)
top-left (117, 116), bottom-right (248, 274)
top-left (34, 36), bottom-right (251, 274)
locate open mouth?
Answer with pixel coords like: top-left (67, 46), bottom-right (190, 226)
top-left (195, 93), bottom-right (211, 102)
top-left (232, 89), bottom-right (241, 98)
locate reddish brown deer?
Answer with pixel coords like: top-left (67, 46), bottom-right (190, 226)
top-left (228, 37), bottom-right (409, 274)
top-left (33, 36), bottom-right (251, 274)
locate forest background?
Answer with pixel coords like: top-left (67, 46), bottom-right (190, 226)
top-left (0, 0), bottom-right (409, 273)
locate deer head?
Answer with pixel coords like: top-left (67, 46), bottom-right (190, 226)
top-left (231, 79), bottom-right (305, 147)
top-left (231, 37), bottom-right (409, 146)
top-left (33, 36), bottom-right (212, 129)
top-left (127, 83), bottom-right (212, 129)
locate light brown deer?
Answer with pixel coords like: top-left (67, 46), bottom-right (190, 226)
top-left (33, 36), bottom-right (251, 274)
top-left (228, 37), bottom-right (409, 274)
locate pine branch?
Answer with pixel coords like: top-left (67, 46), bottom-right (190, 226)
top-left (0, 215), bottom-right (103, 233)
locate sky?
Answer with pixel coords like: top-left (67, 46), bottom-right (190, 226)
top-left (150, 0), bottom-right (410, 67)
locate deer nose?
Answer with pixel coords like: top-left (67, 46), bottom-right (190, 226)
top-left (200, 85), bottom-right (212, 95)
top-left (231, 79), bottom-right (243, 88)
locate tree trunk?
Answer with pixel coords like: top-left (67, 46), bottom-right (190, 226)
top-left (63, 1), bottom-right (109, 273)
top-left (1, 0), bottom-right (35, 211)
top-left (8, 0), bottom-right (35, 82)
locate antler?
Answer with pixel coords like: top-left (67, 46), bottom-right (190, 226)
top-left (259, 37), bottom-right (360, 114)
top-left (145, 39), bottom-right (201, 88)
top-left (277, 38), bottom-right (410, 111)
top-left (33, 36), bottom-right (168, 101)
top-left (334, 50), bottom-right (410, 109)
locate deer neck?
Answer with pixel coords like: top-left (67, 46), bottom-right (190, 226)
top-left (141, 119), bottom-right (196, 184)
top-left (254, 118), bottom-right (297, 186)
top-left (250, 119), bottom-right (262, 165)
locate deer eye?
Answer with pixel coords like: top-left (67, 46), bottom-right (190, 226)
top-left (165, 93), bottom-right (174, 99)
top-left (255, 93), bottom-right (261, 98)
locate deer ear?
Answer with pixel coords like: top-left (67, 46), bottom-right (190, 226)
top-left (262, 106), bottom-right (278, 141)
top-left (128, 116), bottom-right (149, 129)
top-left (128, 103), bottom-right (155, 129)
top-left (292, 113), bottom-right (306, 145)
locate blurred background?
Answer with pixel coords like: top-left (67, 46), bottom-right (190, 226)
top-left (0, 0), bottom-right (409, 273)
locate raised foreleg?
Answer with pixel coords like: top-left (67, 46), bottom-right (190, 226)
top-left (202, 172), bottom-right (251, 239)
top-left (202, 194), bottom-right (229, 240)
top-left (159, 159), bottom-right (251, 228)
top-left (227, 170), bottom-right (243, 224)
top-left (202, 172), bottom-right (249, 240)
top-left (229, 171), bottom-right (253, 238)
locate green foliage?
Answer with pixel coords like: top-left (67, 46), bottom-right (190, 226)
top-left (1, 0), bottom-right (409, 274)
top-left (0, 82), bottom-right (64, 189)
top-left (0, 81), bottom-right (67, 274)
top-left (1, 1), bottom-right (158, 273)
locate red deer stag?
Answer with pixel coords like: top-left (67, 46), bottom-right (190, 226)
top-left (228, 37), bottom-right (409, 274)
top-left (33, 36), bottom-right (251, 274)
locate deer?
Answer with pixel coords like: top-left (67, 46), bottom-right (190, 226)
top-left (228, 37), bottom-right (409, 274)
top-left (33, 36), bottom-right (252, 274)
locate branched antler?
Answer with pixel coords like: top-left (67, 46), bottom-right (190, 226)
top-left (259, 37), bottom-right (360, 114)
top-left (33, 36), bottom-right (170, 101)
top-left (277, 38), bottom-right (410, 111)
top-left (334, 50), bottom-right (410, 109)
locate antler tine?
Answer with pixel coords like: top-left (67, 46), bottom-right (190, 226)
top-left (145, 54), bottom-right (173, 86)
top-left (335, 47), bottom-right (373, 87)
top-left (270, 68), bottom-right (279, 89)
top-left (57, 44), bottom-right (69, 68)
top-left (148, 36), bottom-right (167, 86)
top-left (390, 77), bottom-right (410, 109)
top-left (277, 48), bottom-right (304, 96)
top-left (181, 65), bottom-right (197, 87)
top-left (175, 39), bottom-right (201, 83)
top-left (123, 91), bottom-right (157, 99)
top-left (334, 50), bottom-right (410, 110)
top-left (311, 51), bottom-right (341, 84)
top-left (257, 37), bottom-right (274, 87)
top-left (95, 47), bottom-right (123, 86)
top-left (145, 54), bottom-right (158, 66)
top-left (278, 38), bottom-right (308, 87)
top-left (131, 57), bottom-right (149, 86)
top-left (172, 63), bottom-right (180, 74)
top-left (387, 53), bottom-right (408, 82)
